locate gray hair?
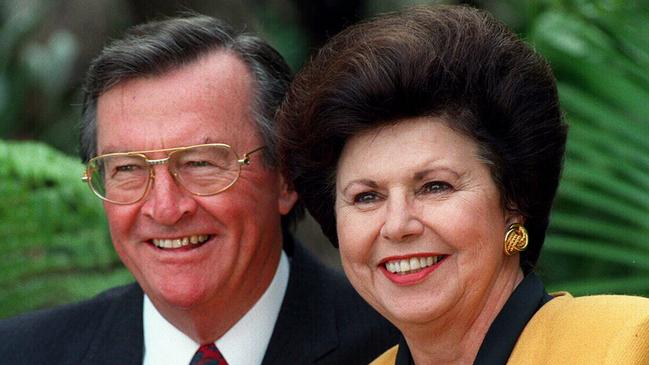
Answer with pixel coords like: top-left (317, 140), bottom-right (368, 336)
top-left (80, 14), bottom-right (291, 167)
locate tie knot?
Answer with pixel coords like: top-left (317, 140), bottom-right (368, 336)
top-left (189, 343), bottom-right (228, 365)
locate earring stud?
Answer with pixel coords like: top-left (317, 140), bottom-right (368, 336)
top-left (504, 223), bottom-right (528, 256)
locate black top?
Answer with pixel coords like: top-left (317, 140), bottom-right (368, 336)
top-left (395, 273), bottom-right (552, 365)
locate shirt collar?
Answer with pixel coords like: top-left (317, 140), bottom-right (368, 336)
top-left (143, 250), bottom-right (290, 365)
top-left (395, 272), bottom-right (550, 365)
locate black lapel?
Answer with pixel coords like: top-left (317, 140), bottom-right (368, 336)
top-left (82, 283), bottom-right (145, 365)
top-left (262, 240), bottom-right (339, 364)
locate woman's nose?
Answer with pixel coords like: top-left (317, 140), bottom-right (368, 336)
top-left (379, 194), bottom-right (424, 242)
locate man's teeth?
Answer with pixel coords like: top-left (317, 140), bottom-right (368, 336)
top-left (152, 235), bottom-right (209, 249)
top-left (385, 256), bottom-right (442, 274)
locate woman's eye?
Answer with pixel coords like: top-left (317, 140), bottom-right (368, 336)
top-left (353, 192), bottom-right (379, 204)
top-left (420, 181), bottom-right (451, 194)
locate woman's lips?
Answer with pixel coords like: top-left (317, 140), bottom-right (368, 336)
top-left (380, 254), bottom-right (448, 285)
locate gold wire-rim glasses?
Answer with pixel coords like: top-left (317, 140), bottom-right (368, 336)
top-left (82, 143), bottom-right (266, 205)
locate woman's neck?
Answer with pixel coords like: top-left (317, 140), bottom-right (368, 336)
top-left (401, 267), bottom-right (524, 365)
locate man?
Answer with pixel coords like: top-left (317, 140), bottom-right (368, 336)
top-left (0, 15), bottom-right (397, 364)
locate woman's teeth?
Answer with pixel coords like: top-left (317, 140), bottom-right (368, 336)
top-left (152, 235), bottom-right (209, 249)
top-left (385, 256), bottom-right (443, 274)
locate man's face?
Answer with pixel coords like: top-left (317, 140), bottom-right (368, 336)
top-left (95, 51), bottom-right (297, 315)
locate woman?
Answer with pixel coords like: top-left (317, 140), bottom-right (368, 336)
top-left (278, 5), bottom-right (649, 365)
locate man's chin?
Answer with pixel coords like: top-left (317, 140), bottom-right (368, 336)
top-left (145, 280), bottom-right (214, 311)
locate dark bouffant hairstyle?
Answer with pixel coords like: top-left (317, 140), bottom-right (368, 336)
top-left (277, 5), bottom-right (567, 273)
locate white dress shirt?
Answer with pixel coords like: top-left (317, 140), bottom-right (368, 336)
top-left (142, 251), bottom-right (290, 365)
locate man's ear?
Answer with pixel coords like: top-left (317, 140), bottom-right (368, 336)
top-left (277, 174), bottom-right (298, 215)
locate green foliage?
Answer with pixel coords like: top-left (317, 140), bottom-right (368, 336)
top-left (532, 2), bottom-right (649, 295)
top-left (0, 140), bottom-right (131, 319)
top-left (0, 1), bottom-right (81, 153)
top-left (253, 3), bottom-right (309, 71)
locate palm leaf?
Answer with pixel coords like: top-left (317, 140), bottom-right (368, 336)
top-left (531, 2), bottom-right (649, 295)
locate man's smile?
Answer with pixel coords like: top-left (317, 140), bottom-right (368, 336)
top-left (151, 234), bottom-right (211, 249)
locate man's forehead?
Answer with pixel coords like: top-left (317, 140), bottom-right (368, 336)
top-left (95, 51), bottom-right (258, 155)
top-left (98, 50), bottom-right (252, 102)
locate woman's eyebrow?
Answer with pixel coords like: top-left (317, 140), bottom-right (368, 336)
top-left (341, 179), bottom-right (378, 195)
top-left (413, 167), bottom-right (461, 181)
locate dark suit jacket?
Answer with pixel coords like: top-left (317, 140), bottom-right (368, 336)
top-left (0, 240), bottom-right (398, 364)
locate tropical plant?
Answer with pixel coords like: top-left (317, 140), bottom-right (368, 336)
top-left (531, 1), bottom-right (649, 295)
top-left (0, 1), bottom-right (81, 153)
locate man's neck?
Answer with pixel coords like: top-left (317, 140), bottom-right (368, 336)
top-left (143, 250), bottom-right (291, 365)
top-left (149, 246), bottom-right (282, 343)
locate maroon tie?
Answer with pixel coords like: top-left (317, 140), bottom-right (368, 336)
top-left (189, 343), bottom-right (229, 365)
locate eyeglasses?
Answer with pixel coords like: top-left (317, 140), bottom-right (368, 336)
top-left (82, 143), bottom-right (265, 204)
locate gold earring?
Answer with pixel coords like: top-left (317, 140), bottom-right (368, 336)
top-left (504, 223), bottom-right (528, 256)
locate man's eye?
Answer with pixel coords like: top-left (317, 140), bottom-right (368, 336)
top-left (353, 192), bottom-right (379, 204)
top-left (187, 160), bottom-right (212, 167)
top-left (184, 159), bottom-right (231, 170)
top-left (420, 181), bottom-right (451, 194)
top-left (115, 165), bottom-right (140, 172)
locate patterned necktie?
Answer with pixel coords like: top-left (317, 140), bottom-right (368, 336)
top-left (189, 343), bottom-right (229, 365)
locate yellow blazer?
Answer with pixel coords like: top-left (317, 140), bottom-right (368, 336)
top-left (371, 293), bottom-right (649, 365)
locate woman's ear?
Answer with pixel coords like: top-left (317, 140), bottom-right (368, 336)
top-left (504, 203), bottom-right (526, 227)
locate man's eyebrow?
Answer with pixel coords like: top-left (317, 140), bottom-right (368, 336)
top-left (202, 137), bottom-right (216, 144)
top-left (97, 137), bottom-right (217, 156)
top-left (97, 145), bottom-right (120, 155)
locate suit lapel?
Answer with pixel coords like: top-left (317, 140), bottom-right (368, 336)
top-left (82, 283), bottom-right (145, 365)
top-left (74, 243), bottom-right (338, 364)
top-left (262, 242), bottom-right (339, 364)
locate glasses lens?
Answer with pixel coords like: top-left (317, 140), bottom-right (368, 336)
top-left (88, 154), bottom-right (149, 203)
top-left (171, 145), bottom-right (240, 195)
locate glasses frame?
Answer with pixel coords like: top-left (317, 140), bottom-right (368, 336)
top-left (82, 143), bottom-right (266, 205)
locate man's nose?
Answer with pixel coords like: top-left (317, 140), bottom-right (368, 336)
top-left (140, 166), bottom-right (197, 225)
top-left (380, 194), bottom-right (424, 242)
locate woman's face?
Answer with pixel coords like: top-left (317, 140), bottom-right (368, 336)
top-left (335, 117), bottom-right (522, 329)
